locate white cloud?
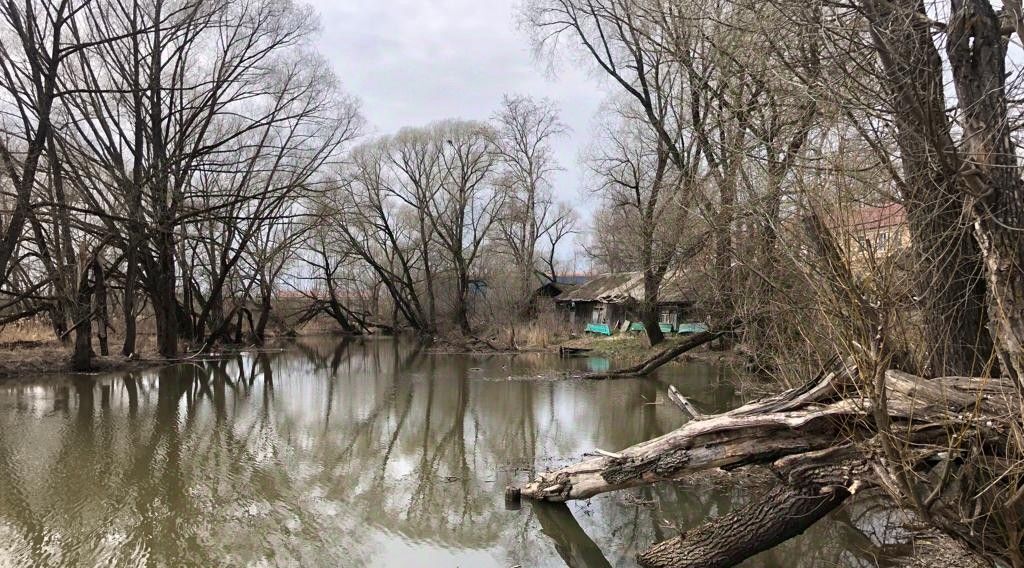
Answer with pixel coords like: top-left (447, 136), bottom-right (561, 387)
top-left (305, 0), bottom-right (608, 216)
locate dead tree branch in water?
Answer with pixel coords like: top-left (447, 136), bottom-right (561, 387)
top-left (515, 359), bottom-right (1021, 566)
top-left (578, 320), bottom-right (738, 379)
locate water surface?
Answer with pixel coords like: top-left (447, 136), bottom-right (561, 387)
top-left (0, 338), bottom-right (910, 567)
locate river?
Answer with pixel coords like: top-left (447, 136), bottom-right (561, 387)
top-left (0, 337), bottom-right (913, 567)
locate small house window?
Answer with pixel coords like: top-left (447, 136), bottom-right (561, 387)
top-left (592, 304), bottom-right (607, 323)
top-left (659, 309), bottom-right (675, 325)
top-left (877, 231), bottom-right (889, 251)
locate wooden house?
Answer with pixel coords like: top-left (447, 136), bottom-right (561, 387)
top-left (554, 271), bottom-right (695, 335)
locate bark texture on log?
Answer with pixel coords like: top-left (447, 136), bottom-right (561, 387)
top-left (638, 447), bottom-right (866, 568)
top-left (638, 484), bottom-right (845, 568)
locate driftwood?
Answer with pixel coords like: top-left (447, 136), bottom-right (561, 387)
top-left (513, 360), bottom-right (1020, 567)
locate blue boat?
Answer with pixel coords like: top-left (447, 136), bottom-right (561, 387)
top-left (677, 322), bottom-right (709, 335)
top-left (585, 323), bottom-right (612, 336)
top-left (629, 322), bottom-right (676, 333)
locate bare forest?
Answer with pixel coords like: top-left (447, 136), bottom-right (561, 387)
top-left (1, 0), bottom-right (1024, 567)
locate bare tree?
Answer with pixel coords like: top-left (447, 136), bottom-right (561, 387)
top-left (492, 95), bottom-right (567, 292)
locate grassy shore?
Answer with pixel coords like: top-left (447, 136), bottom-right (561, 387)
top-left (561, 332), bottom-right (733, 367)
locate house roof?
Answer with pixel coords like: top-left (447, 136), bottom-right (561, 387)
top-left (555, 271), bottom-right (692, 304)
top-left (848, 203), bottom-right (906, 232)
top-left (533, 273), bottom-right (594, 287)
top-left (554, 274), bottom-right (593, 286)
top-left (533, 281), bottom-right (577, 298)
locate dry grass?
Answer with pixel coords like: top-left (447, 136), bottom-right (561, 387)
top-left (0, 319), bottom-right (59, 347)
top-left (0, 319), bottom-right (166, 379)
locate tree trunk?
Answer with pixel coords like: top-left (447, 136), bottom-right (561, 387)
top-left (638, 478), bottom-right (849, 568)
top-left (148, 226), bottom-right (179, 358)
top-left (456, 273), bottom-right (472, 335)
top-left (642, 271), bottom-right (665, 347)
top-left (93, 259), bottom-right (109, 356)
top-left (947, 0), bottom-right (1024, 384)
top-left (122, 242), bottom-right (138, 356)
top-left (714, 176), bottom-right (735, 325)
top-left (71, 256), bottom-right (94, 372)
top-left (153, 277), bottom-right (178, 358)
top-left (862, 0), bottom-right (994, 377)
top-left (254, 290), bottom-right (272, 343)
top-left (642, 303), bottom-right (664, 347)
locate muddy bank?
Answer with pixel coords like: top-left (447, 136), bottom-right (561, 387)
top-left (0, 344), bottom-right (169, 381)
top-left (0, 337), bottom-right (299, 381)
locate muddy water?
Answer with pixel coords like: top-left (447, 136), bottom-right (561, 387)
top-left (0, 338), bottom-right (911, 567)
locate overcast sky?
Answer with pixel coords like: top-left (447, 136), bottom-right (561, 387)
top-left (306, 0), bottom-right (608, 220)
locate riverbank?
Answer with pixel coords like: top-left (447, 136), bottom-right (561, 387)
top-left (560, 333), bottom-right (737, 367)
top-left (0, 340), bottom-right (168, 381)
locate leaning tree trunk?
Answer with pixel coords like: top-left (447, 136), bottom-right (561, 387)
top-left (580, 320), bottom-right (736, 379)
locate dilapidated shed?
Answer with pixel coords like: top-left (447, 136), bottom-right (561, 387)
top-left (555, 271), bottom-right (694, 333)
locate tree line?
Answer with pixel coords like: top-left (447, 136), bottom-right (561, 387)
top-left (0, 1), bottom-right (580, 367)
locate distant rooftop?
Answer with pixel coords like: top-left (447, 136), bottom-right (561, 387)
top-left (848, 203), bottom-right (906, 232)
top-left (555, 271), bottom-right (692, 304)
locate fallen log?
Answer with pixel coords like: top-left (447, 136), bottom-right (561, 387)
top-left (518, 361), bottom-right (856, 501)
top-left (512, 361), bottom-right (1021, 566)
top-left (638, 446), bottom-right (868, 568)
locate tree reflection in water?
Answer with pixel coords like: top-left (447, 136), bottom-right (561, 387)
top-left (0, 338), bottom-right (911, 567)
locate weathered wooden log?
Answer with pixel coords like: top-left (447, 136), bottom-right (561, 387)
top-left (517, 363), bottom-right (1014, 503)
top-left (666, 385), bottom-right (704, 420)
top-left (637, 446), bottom-right (868, 568)
top-left (518, 362), bottom-right (855, 501)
